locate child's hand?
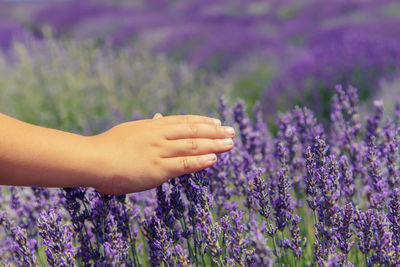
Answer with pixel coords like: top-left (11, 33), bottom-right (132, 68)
top-left (92, 114), bottom-right (235, 194)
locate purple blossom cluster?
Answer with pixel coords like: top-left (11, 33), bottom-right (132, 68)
top-left (0, 85), bottom-right (399, 266)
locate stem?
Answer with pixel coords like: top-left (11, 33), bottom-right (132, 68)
top-left (200, 250), bottom-right (207, 267)
top-left (81, 200), bottom-right (97, 252)
top-left (180, 218), bottom-right (194, 261)
top-left (264, 220), bottom-right (279, 260)
top-left (190, 204), bottom-right (199, 267)
top-left (125, 211), bottom-right (140, 267)
top-left (280, 231), bottom-right (290, 265)
top-left (200, 179), bottom-right (224, 266)
top-left (36, 249), bottom-right (45, 266)
top-left (271, 233), bottom-right (279, 262)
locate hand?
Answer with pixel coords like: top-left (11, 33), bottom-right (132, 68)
top-left (92, 114), bottom-right (235, 194)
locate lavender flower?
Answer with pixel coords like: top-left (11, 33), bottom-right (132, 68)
top-left (0, 212), bottom-right (37, 266)
top-left (38, 209), bottom-right (75, 266)
top-left (385, 131), bottom-right (399, 189)
top-left (353, 209), bottom-right (375, 266)
top-left (196, 203), bottom-right (222, 265)
top-left (370, 210), bottom-right (393, 265)
top-left (304, 146), bottom-right (318, 211)
top-left (141, 215), bottom-right (173, 266)
top-left (233, 99), bottom-right (254, 155)
top-left (365, 137), bottom-right (387, 209)
top-left (365, 100), bottom-right (384, 144)
top-left (173, 244), bottom-right (192, 267)
top-left (339, 155), bottom-right (355, 203)
top-left (388, 189), bottom-right (400, 263)
top-left (61, 187), bottom-right (95, 263)
top-left (272, 168), bottom-right (293, 232)
top-left (335, 204), bottom-right (354, 265)
top-left (246, 215), bottom-right (274, 266)
top-left (289, 215), bottom-right (303, 258)
top-left (102, 215), bottom-right (129, 265)
top-left (225, 207), bottom-right (254, 265)
top-left (248, 169), bottom-right (272, 222)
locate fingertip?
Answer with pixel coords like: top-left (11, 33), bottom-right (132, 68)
top-left (153, 113), bottom-right (163, 119)
top-left (213, 118), bottom-right (221, 125)
top-left (204, 153), bottom-right (217, 164)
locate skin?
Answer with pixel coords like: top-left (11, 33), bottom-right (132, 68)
top-left (0, 112), bottom-right (235, 195)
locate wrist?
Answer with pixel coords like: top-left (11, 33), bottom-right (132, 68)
top-left (82, 135), bottom-right (115, 192)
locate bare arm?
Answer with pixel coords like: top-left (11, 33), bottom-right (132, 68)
top-left (0, 112), bottom-right (235, 194)
top-left (0, 112), bottom-right (106, 189)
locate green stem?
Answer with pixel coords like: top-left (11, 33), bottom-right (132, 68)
top-left (180, 218), bottom-right (194, 261)
top-left (200, 250), bottom-right (207, 267)
top-left (200, 181), bottom-right (224, 266)
top-left (82, 200), bottom-right (97, 253)
top-left (125, 213), bottom-right (141, 267)
top-left (280, 231), bottom-right (290, 265)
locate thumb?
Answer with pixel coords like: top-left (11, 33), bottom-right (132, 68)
top-left (153, 113), bottom-right (163, 119)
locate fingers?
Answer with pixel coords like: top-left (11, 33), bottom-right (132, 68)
top-left (159, 115), bottom-right (221, 126)
top-left (164, 124), bottom-right (235, 140)
top-left (160, 138), bottom-right (233, 158)
top-left (162, 154), bottom-right (217, 178)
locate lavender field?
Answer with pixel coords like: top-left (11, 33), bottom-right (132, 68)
top-left (0, 0), bottom-right (400, 266)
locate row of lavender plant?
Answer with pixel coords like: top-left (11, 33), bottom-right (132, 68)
top-left (3, 0), bottom-right (400, 118)
top-left (0, 85), bottom-right (399, 266)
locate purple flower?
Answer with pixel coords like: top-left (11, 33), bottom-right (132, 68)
top-left (335, 204), bottom-right (354, 258)
top-left (38, 209), bottom-right (75, 266)
top-left (169, 178), bottom-right (185, 222)
top-left (291, 106), bottom-right (324, 149)
top-left (370, 210), bottom-right (394, 265)
top-left (195, 203), bottom-right (222, 264)
top-left (388, 189), bottom-right (400, 262)
top-left (248, 169), bottom-right (272, 222)
top-left (233, 99), bottom-right (254, 155)
top-left (365, 100), bottom-right (384, 144)
top-left (330, 85), bottom-right (364, 180)
top-left (385, 131), bottom-right (399, 189)
top-left (102, 215), bottom-right (129, 265)
top-left (289, 215), bottom-right (303, 258)
top-left (272, 168), bottom-right (293, 232)
top-left (339, 155), bottom-right (355, 203)
top-left (304, 146), bottom-right (318, 211)
top-left (224, 207), bottom-right (253, 265)
top-left (353, 209), bottom-right (375, 266)
top-left (141, 215), bottom-right (173, 266)
top-left (0, 212), bottom-right (37, 266)
top-left (61, 187), bottom-right (96, 263)
top-left (365, 137), bottom-right (387, 209)
top-left (173, 244), bottom-right (192, 267)
top-left (156, 184), bottom-right (175, 230)
top-left (246, 215), bottom-right (274, 267)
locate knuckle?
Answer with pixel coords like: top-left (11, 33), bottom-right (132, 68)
top-left (180, 157), bottom-right (191, 171)
top-left (187, 139), bottom-right (198, 152)
top-left (214, 125), bottom-right (221, 136)
top-left (151, 158), bottom-right (160, 167)
top-left (215, 139), bottom-right (222, 147)
top-left (189, 123), bottom-right (199, 137)
top-left (151, 140), bottom-right (161, 148)
top-left (180, 115), bottom-right (189, 124)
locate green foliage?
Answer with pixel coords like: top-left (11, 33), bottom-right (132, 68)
top-left (0, 39), bottom-right (233, 134)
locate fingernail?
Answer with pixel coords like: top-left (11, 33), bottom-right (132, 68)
top-left (225, 127), bottom-right (235, 137)
top-left (205, 154), bottom-right (217, 162)
top-left (223, 138), bottom-right (233, 145)
top-left (213, 119), bottom-right (221, 125)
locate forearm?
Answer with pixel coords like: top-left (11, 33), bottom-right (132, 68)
top-left (0, 113), bottom-right (107, 189)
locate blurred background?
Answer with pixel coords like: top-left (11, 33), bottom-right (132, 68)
top-left (0, 0), bottom-right (399, 133)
